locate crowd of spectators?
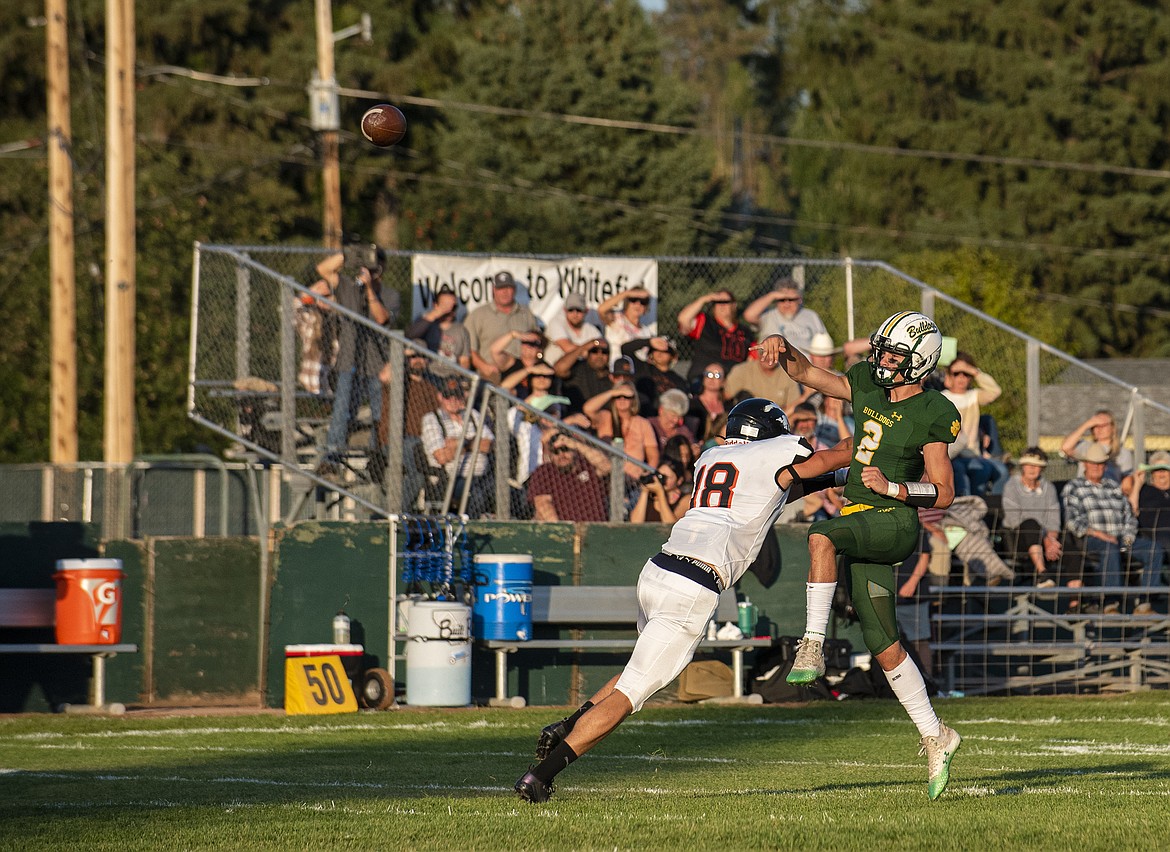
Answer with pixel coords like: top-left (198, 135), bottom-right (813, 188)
top-left (296, 255), bottom-right (1170, 607)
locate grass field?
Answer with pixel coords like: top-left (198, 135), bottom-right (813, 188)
top-left (2, 692), bottom-right (1168, 850)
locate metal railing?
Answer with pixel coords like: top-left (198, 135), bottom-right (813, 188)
top-left (194, 245), bottom-right (1170, 476)
top-left (190, 244), bottom-right (655, 522)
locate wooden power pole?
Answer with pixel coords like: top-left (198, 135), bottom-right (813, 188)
top-left (47, 0), bottom-right (77, 463)
top-left (104, 0), bottom-right (135, 465)
top-left (313, 0), bottom-right (343, 249)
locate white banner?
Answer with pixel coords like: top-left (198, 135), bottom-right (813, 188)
top-left (410, 254), bottom-right (658, 334)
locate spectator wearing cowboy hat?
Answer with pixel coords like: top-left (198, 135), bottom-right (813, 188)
top-left (1000, 447), bottom-right (1066, 586)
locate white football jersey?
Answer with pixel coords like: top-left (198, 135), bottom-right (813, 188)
top-left (661, 435), bottom-right (812, 589)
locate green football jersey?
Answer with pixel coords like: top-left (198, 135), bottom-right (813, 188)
top-left (843, 362), bottom-right (960, 509)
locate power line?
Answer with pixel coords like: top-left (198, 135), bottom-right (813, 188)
top-left (333, 85), bottom-right (1170, 182)
top-left (137, 73), bottom-right (1170, 263)
top-left (1036, 291), bottom-right (1170, 320)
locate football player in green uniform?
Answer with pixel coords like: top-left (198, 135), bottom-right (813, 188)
top-left (756, 310), bottom-right (963, 799)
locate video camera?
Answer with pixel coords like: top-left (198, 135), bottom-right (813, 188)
top-left (342, 241), bottom-right (384, 273)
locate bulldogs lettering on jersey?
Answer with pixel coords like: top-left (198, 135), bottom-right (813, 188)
top-left (662, 434), bottom-right (812, 589)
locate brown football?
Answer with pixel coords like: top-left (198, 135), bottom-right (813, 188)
top-left (360, 104), bottom-right (406, 147)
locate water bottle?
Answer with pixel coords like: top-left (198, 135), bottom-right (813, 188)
top-left (737, 598), bottom-right (756, 636)
top-left (332, 610), bottom-right (351, 645)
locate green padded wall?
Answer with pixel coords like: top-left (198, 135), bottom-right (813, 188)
top-left (267, 522), bottom-right (396, 708)
top-left (103, 540), bottom-right (147, 705)
top-left (149, 537), bottom-right (261, 702)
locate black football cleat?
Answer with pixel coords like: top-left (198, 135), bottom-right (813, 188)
top-left (535, 718), bottom-right (570, 762)
top-left (514, 770), bottom-right (553, 803)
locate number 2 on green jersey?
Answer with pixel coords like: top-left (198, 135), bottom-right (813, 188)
top-left (854, 420), bottom-right (883, 465)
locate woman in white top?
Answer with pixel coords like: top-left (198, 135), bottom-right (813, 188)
top-left (598, 287), bottom-right (652, 366)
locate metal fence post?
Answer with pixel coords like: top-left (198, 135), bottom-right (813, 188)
top-left (493, 393), bottom-right (511, 520)
top-left (1026, 338), bottom-right (1040, 448)
top-left (236, 256), bottom-right (251, 381)
top-left (279, 280), bottom-right (297, 465)
top-left (384, 339), bottom-right (405, 513)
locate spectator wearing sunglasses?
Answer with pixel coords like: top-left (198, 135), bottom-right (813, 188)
top-left (685, 362), bottom-right (728, 445)
top-left (620, 335), bottom-right (689, 412)
top-left (553, 338), bottom-right (614, 415)
top-left (544, 291), bottom-right (603, 364)
top-left (491, 329), bottom-right (551, 400)
top-left (528, 432), bottom-right (611, 522)
top-left (598, 287), bottom-right (654, 367)
top-left (677, 289), bottom-right (750, 383)
top-left (742, 277), bottom-right (826, 357)
top-left (940, 351), bottom-right (1006, 497)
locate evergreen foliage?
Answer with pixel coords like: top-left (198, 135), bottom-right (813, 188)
top-left (1, 0), bottom-right (1167, 462)
top-left (780, 0), bottom-right (1170, 358)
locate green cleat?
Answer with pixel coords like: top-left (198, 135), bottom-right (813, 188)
top-left (785, 637), bottom-right (825, 684)
top-left (920, 721), bottom-right (961, 800)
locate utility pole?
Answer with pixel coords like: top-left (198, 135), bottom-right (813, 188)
top-left (104, 0), bottom-right (135, 469)
top-left (312, 0), bottom-right (342, 250)
top-left (311, 4), bottom-right (371, 250)
top-left (47, 0), bottom-right (77, 463)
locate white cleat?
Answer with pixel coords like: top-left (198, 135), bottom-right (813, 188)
top-left (919, 721), bottom-right (961, 800)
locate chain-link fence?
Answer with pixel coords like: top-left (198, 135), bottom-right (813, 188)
top-left (191, 245), bottom-right (660, 522)
top-left (0, 459), bottom-right (327, 537)
top-left (195, 246), bottom-right (1170, 497)
top-left (4, 246), bottom-right (1165, 530)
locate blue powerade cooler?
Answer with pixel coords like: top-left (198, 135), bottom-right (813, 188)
top-left (472, 554), bottom-right (533, 641)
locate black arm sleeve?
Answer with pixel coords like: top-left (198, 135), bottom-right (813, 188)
top-left (799, 467), bottom-right (848, 493)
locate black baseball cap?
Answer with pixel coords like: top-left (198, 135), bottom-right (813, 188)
top-left (494, 271), bottom-right (516, 288)
top-left (611, 356), bottom-right (636, 377)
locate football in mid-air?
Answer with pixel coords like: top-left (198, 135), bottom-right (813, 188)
top-left (360, 104), bottom-right (407, 147)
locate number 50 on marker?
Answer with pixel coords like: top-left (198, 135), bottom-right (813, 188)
top-left (285, 652), bottom-right (358, 715)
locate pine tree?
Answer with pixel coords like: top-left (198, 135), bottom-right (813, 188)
top-left (780, 0), bottom-right (1170, 357)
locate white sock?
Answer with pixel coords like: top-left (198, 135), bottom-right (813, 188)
top-left (883, 655), bottom-right (940, 739)
top-left (802, 582), bottom-right (837, 640)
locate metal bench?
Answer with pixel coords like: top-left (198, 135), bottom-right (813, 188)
top-left (0, 588), bottom-right (137, 713)
top-left (481, 585), bottom-right (772, 707)
top-left (928, 583), bottom-right (1170, 694)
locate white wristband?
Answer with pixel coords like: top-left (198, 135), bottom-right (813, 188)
top-left (885, 480), bottom-right (900, 499)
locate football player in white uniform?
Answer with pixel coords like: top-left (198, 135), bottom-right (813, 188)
top-left (515, 397), bottom-right (851, 803)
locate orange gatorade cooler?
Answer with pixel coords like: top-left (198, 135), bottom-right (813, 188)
top-left (54, 558), bottom-right (125, 644)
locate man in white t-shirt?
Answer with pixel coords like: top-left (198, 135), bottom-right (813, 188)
top-left (742, 278), bottom-right (827, 356)
top-left (543, 292), bottom-right (602, 363)
top-left (514, 398), bottom-right (850, 803)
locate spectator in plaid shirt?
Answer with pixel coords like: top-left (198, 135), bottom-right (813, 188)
top-left (1061, 443), bottom-right (1165, 614)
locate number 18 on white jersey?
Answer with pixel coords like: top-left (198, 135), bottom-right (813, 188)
top-left (662, 435), bottom-right (812, 590)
